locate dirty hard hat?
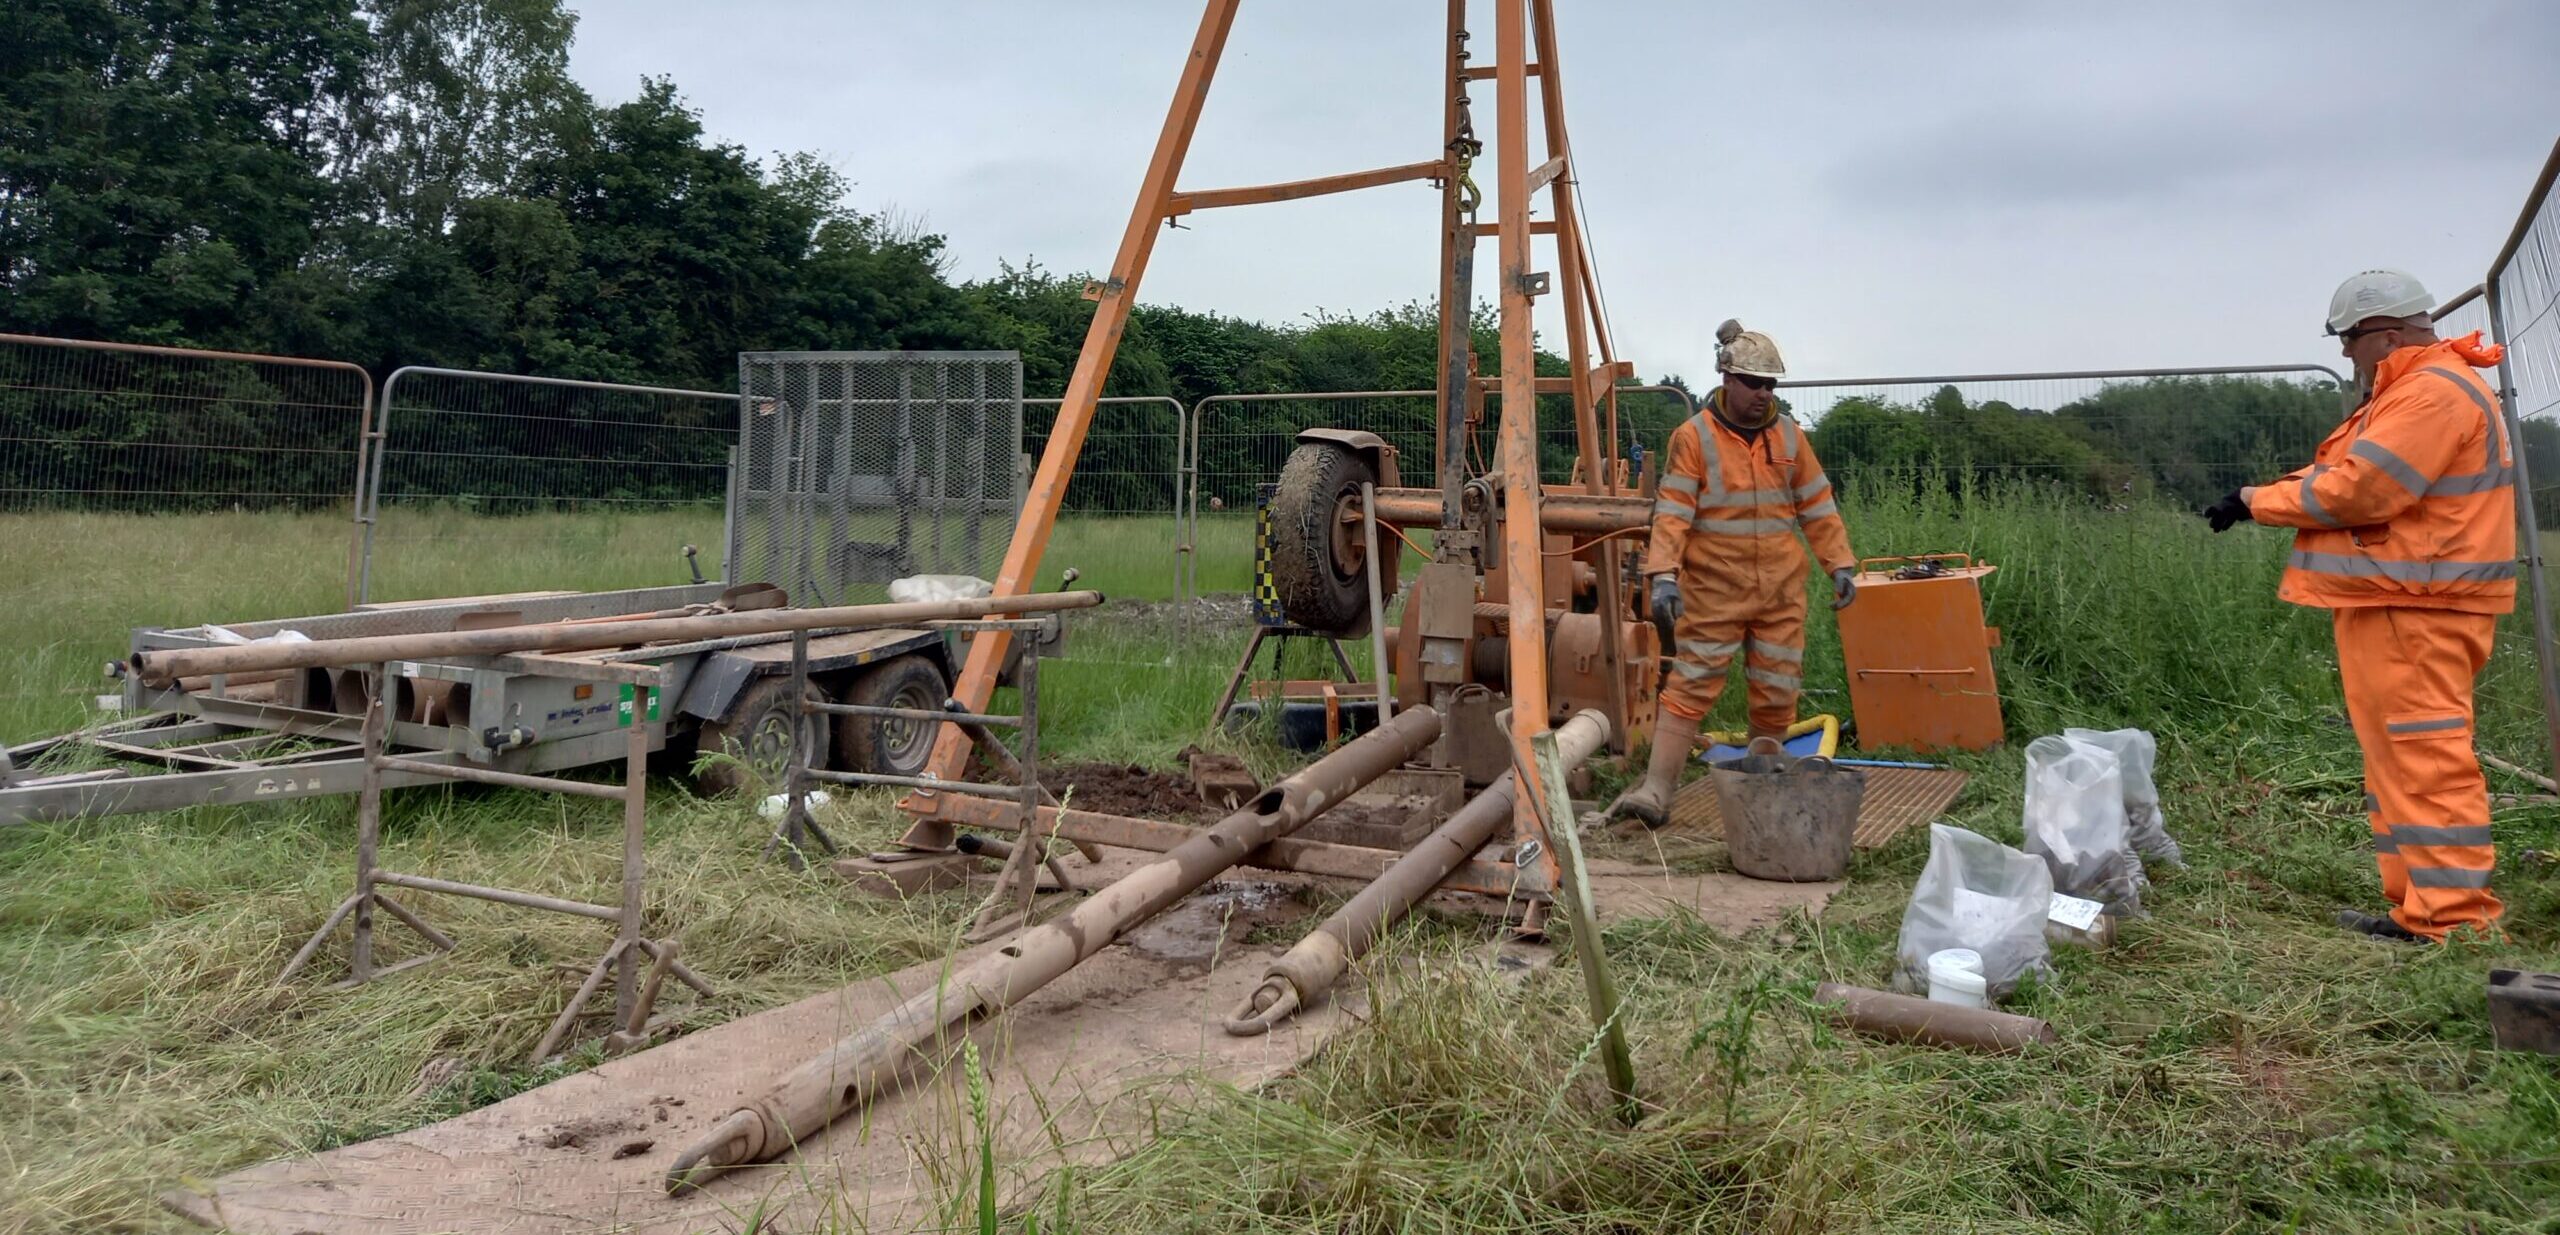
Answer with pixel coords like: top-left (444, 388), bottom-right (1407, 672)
top-left (2326, 269), bottom-right (2433, 336)
top-left (1715, 319), bottom-right (1786, 379)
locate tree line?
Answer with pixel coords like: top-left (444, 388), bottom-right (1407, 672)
top-left (11, 0), bottom-right (2524, 522)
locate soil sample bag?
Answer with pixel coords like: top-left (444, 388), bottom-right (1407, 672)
top-left (2023, 736), bottom-right (2145, 917)
top-left (2063, 726), bottom-right (2182, 868)
top-left (1894, 824), bottom-right (2055, 999)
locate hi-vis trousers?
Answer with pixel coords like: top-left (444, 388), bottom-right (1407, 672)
top-left (2335, 606), bottom-right (2503, 938)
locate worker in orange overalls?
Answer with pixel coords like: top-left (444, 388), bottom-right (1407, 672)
top-left (1607, 320), bottom-right (1858, 828)
top-left (2207, 269), bottom-right (2513, 942)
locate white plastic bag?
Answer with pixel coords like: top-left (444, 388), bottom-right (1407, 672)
top-left (1894, 824), bottom-right (2054, 999)
top-left (2024, 735), bottom-right (2145, 916)
top-left (888, 574), bottom-right (994, 604)
top-left (2063, 726), bottom-right (2182, 868)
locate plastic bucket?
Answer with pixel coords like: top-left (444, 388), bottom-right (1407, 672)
top-left (1927, 947), bottom-right (1988, 1008)
top-left (1710, 754), bottom-right (1866, 881)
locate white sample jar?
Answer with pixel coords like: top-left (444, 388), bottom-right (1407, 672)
top-left (1926, 947), bottom-right (1988, 1008)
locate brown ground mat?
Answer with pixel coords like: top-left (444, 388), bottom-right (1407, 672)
top-left (1667, 763), bottom-right (1969, 849)
top-left (167, 861), bottom-right (1830, 1235)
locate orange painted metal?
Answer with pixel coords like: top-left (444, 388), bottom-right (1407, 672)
top-left (1490, 0), bottom-right (1557, 883)
top-left (901, 0), bottom-right (1244, 849)
top-left (1833, 554), bottom-right (2006, 752)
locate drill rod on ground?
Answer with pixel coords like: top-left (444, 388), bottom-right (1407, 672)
top-left (662, 705), bottom-right (1445, 1193)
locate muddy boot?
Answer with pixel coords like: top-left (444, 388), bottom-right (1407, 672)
top-left (1607, 709), bottom-right (1704, 830)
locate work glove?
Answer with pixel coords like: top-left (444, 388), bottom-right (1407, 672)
top-left (1649, 573), bottom-right (1682, 627)
top-left (2201, 488), bottom-right (2250, 533)
top-left (1829, 567), bottom-right (1857, 611)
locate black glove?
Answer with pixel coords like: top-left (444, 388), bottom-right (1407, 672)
top-left (1649, 573), bottom-right (1682, 627)
top-left (2202, 488), bottom-right (2250, 533)
top-left (1829, 567), bottom-right (1858, 611)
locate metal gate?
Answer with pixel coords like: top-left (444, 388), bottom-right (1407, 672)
top-left (730, 352), bottom-right (1023, 605)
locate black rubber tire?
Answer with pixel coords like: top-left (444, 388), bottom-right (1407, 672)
top-left (833, 654), bottom-right (951, 779)
top-left (693, 674), bottom-right (828, 797)
top-left (1270, 442), bottom-right (1392, 637)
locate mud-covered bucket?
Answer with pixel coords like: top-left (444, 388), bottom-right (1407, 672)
top-left (1711, 754), bottom-right (1865, 881)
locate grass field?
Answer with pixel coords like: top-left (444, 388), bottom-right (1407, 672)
top-left (6, 489), bottom-right (2560, 1233)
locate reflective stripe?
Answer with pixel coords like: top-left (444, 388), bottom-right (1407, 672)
top-left (1687, 413), bottom-right (1723, 497)
top-left (1797, 499), bottom-right (1839, 521)
top-left (2429, 465), bottom-right (2514, 496)
top-left (1695, 517), bottom-right (1797, 535)
top-left (2373, 834), bottom-right (2399, 854)
top-left (1792, 475), bottom-right (1832, 502)
top-left (2364, 794), bottom-right (2379, 813)
top-left (1678, 638), bottom-right (1742, 662)
top-left (2419, 365), bottom-right (2502, 471)
top-left (2300, 466), bottom-right (2339, 529)
top-left (2288, 551), bottom-right (2516, 584)
top-left (1661, 474), bottom-right (1700, 496)
top-left (2342, 440), bottom-right (2425, 500)
top-left (1743, 666), bottom-right (1801, 692)
top-left (1653, 498), bottom-right (1693, 518)
top-left (2407, 866), bottom-right (2494, 889)
top-left (1672, 658), bottom-right (1715, 681)
top-left (1696, 488), bottom-right (1790, 507)
top-left (1747, 638), bottom-right (1803, 664)
top-left (2385, 716), bottom-right (2466, 735)
top-left (2391, 823), bottom-right (2495, 847)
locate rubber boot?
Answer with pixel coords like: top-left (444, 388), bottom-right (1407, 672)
top-left (1608, 708), bottom-right (1704, 830)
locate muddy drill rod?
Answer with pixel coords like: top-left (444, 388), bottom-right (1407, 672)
top-left (662, 705), bottom-right (1444, 1194)
top-left (128, 592), bottom-right (1105, 684)
top-left (1225, 708), bottom-right (1610, 1036)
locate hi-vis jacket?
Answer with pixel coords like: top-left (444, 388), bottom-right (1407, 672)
top-left (2249, 334), bottom-right (2516, 614)
top-left (1642, 392), bottom-right (1855, 586)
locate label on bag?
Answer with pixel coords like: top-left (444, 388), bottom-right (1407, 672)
top-left (2047, 892), bottom-right (2105, 932)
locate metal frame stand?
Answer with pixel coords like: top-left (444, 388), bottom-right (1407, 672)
top-left (277, 661), bottom-right (713, 1063)
top-left (782, 619), bottom-right (1065, 940)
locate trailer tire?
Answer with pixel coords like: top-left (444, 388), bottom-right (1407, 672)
top-left (694, 675), bottom-right (827, 797)
top-left (835, 654), bottom-right (949, 779)
top-left (1269, 441), bottom-right (1392, 637)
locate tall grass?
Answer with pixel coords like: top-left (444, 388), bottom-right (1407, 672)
top-left (6, 487), bottom-right (2560, 1233)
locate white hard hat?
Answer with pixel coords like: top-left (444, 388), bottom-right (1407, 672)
top-left (2326, 269), bottom-right (2433, 335)
top-left (1714, 319), bottom-right (1786, 379)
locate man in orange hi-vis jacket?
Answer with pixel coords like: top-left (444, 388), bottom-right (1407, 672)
top-left (2206, 269), bottom-right (2515, 942)
top-left (1606, 320), bottom-right (1858, 828)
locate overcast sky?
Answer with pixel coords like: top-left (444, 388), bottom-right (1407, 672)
top-left (563, 1), bottom-right (2560, 385)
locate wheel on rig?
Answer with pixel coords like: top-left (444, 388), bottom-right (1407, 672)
top-left (1268, 441), bottom-right (1401, 638)
top-left (833, 654), bottom-right (949, 779)
top-left (693, 674), bottom-right (828, 797)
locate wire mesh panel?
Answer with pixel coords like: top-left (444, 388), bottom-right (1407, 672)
top-left (2495, 165), bottom-right (2560, 537)
top-left (361, 369), bottom-right (735, 603)
top-left (1024, 396), bottom-right (1183, 601)
top-left (0, 335), bottom-right (372, 741)
top-left (1769, 366), bottom-right (2352, 508)
top-left (731, 352), bottom-right (1022, 607)
top-left (0, 335), bottom-right (371, 517)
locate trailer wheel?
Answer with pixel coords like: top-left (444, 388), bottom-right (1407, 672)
top-left (1269, 440), bottom-right (1395, 637)
top-left (835, 654), bottom-right (949, 779)
top-left (694, 675), bottom-right (827, 797)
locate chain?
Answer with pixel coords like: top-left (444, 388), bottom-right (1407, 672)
top-left (1449, 35), bottom-right (1483, 221)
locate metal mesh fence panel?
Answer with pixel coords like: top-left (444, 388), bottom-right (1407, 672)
top-left (0, 335), bottom-right (373, 739)
top-left (1024, 396), bottom-right (1184, 601)
top-left (731, 352), bottom-right (1021, 607)
top-left (360, 369), bottom-right (736, 604)
top-left (0, 335), bottom-right (372, 518)
top-left (1772, 366), bottom-right (2351, 508)
top-left (2493, 155), bottom-right (2560, 536)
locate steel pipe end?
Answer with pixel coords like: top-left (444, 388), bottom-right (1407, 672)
top-left (663, 1109), bottom-right (765, 1195)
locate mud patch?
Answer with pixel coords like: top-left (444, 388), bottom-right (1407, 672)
top-left (526, 1115), bottom-right (634, 1151)
top-left (1119, 880), bottom-right (1307, 977)
top-left (1046, 762), bottom-right (1221, 823)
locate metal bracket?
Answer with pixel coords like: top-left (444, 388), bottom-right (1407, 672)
top-left (1080, 278), bottom-right (1127, 302)
top-left (1515, 270), bottom-right (1551, 298)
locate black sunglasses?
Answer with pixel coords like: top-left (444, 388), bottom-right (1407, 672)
top-left (1734, 374), bottom-right (1777, 392)
top-left (2336, 323), bottom-right (2399, 343)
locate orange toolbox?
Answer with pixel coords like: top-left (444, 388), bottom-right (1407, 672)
top-left (1833, 553), bottom-right (2003, 752)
